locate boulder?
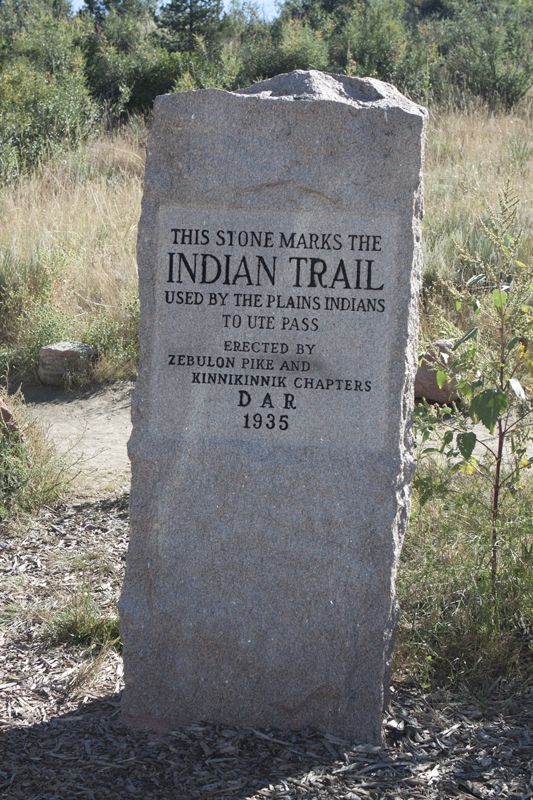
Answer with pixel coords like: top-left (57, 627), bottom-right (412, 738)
top-left (38, 341), bottom-right (98, 386)
top-left (415, 339), bottom-right (460, 404)
top-left (0, 397), bottom-right (23, 440)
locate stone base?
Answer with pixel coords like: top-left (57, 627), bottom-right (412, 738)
top-left (120, 713), bottom-right (190, 736)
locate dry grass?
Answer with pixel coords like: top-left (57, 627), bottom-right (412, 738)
top-left (0, 120), bottom-right (146, 381)
top-left (1, 104), bottom-right (533, 376)
top-left (422, 101), bottom-right (533, 334)
top-left (0, 391), bottom-right (75, 529)
top-left (0, 129), bottom-right (144, 316)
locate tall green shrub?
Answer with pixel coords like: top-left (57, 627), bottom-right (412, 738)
top-left (441, 0), bottom-right (533, 109)
top-left (80, 7), bottom-right (187, 112)
top-left (0, 11), bottom-right (97, 182)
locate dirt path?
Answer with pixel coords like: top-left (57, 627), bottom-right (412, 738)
top-left (20, 381), bottom-right (134, 495)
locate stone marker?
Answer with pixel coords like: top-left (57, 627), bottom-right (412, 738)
top-left (38, 341), bottom-right (98, 385)
top-left (119, 70), bottom-right (427, 744)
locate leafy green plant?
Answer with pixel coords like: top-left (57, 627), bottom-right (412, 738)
top-left (415, 184), bottom-right (533, 589)
top-left (341, 0), bottom-right (408, 82)
top-left (171, 36), bottom-right (240, 91)
top-left (441, 0), bottom-right (533, 110)
top-left (80, 7), bottom-right (184, 115)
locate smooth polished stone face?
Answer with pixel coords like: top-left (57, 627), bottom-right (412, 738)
top-left (119, 70), bottom-right (427, 744)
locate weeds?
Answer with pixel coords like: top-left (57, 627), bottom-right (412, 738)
top-left (0, 391), bottom-right (72, 530)
top-left (44, 580), bottom-right (120, 650)
top-left (396, 459), bottom-right (533, 692)
top-left (415, 185), bottom-right (533, 588)
top-left (405, 186), bottom-right (533, 693)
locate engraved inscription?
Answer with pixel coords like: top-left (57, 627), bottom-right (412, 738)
top-left (153, 209), bottom-right (395, 447)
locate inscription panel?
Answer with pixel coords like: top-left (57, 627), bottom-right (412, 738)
top-left (152, 208), bottom-right (397, 448)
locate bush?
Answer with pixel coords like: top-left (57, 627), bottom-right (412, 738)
top-left (80, 8), bottom-right (184, 114)
top-left (0, 247), bottom-right (73, 375)
top-left (171, 37), bottom-right (241, 91)
top-left (406, 186), bottom-right (533, 690)
top-left (82, 294), bottom-right (140, 381)
top-left (238, 17), bottom-right (329, 84)
top-left (0, 14), bottom-right (97, 182)
top-left (441, 0), bottom-right (533, 109)
top-left (341, 0), bottom-right (408, 81)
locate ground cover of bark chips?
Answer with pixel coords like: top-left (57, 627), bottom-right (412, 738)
top-left (1, 386), bottom-right (533, 799)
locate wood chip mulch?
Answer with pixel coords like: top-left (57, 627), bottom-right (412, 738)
top-left (1, 497), bottom-right (533, 799)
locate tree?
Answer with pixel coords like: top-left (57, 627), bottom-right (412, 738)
top-left (414, 184), bottom-right (533, 591)
top-left (158, 0), bottom-right (223, 51)
top-left (81, 0), bottom-right (154, 21)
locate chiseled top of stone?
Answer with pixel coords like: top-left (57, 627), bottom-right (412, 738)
top-left (234, 69), bottom-right (425, 116)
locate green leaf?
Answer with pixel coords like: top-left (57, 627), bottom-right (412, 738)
top-left (456, 300), bottom-right (462, 311)
top-left (506, 336), bottom-right (520, 351)
top-left (452, 327), bottom-right (479, 351)
top-left (493, 289), bottom-right (507, 311)
top-left (466, 274), bottom-right (486, 286)
top-left (457, 431), bottom-right (477, 460)
top-left (436, 370), bottom-right (447, 389)
top-left (516, 260), bottom-right (527, 268)
top-left (509, 378), bottom-right (526, 402)
top-left (469, 389), bottom-right (508, 434)
top-left (443, 430), bottom-right (454, 446)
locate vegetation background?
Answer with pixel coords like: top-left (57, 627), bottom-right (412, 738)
top-left (2, 0), bottom-right (533, 698)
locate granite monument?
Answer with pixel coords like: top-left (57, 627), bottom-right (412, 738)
top-left (119, 70), bottom-right (427, 743)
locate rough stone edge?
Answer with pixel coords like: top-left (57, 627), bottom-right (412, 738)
top-left (381, 98), bottom-right (428, 715)
top-left (234, 69), bottom-right (425, 116)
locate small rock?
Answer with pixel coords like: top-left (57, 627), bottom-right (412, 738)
top-left (415, 339), bottom-right (459, 404)
top-left (38, 341), bottom-right (99, 386)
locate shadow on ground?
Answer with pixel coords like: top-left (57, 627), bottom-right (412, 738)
top-left (2, 685), bottom-right (532, 800)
